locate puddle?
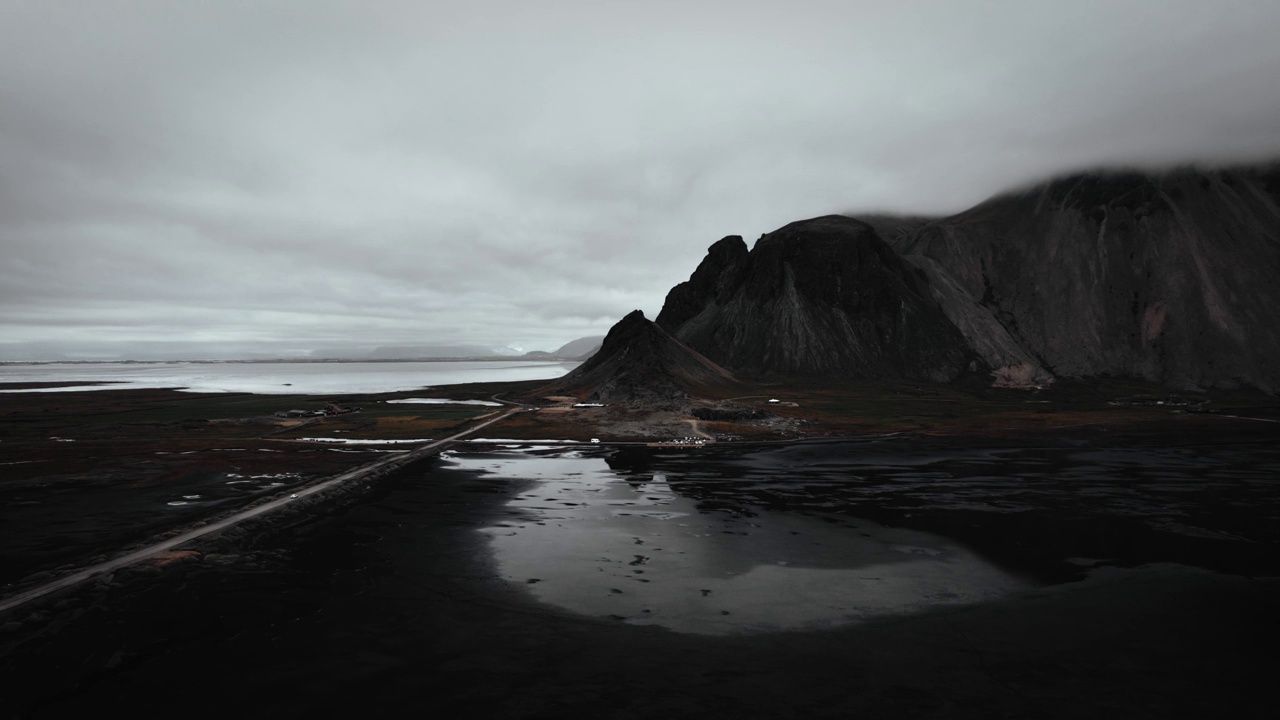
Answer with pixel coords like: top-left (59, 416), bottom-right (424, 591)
top-left (467, 448), bottom-right (1029, 635)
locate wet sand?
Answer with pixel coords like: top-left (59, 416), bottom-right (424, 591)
top-left (3, 429), bottom-right (1278, 718)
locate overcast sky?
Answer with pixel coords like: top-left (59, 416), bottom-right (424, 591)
top-left (3, 0), bottom-right (1280, 360)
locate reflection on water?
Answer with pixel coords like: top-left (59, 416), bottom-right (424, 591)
top-left (466, 448), bottom-right (1028, 635)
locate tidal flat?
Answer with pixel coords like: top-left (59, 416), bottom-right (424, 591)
top-left (3, 415), bottom-right (1279, 718)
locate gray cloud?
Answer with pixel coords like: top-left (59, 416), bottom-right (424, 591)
top-left (3, 0), bottom-right (1280, 359)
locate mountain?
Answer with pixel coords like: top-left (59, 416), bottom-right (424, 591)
top-left (522, 336), bottom-right (605, 360)
top-left (365, 344), bottom-right (500, 359)
top-left (554, 336), bottom-right (604, 359)
top-left (551, 163), bottom-right (1280, 400)
top-left (890, 166), bottom-right (1280, 391)
top-left (655, 216), bottom-right (979, 382)
top-left (646, 165), bottom-right (1280, 392)
top-left (536, 310), bottom-right (735, 406)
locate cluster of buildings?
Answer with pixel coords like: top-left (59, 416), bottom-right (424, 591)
top-left (274, 403), bottom-right (361, 419)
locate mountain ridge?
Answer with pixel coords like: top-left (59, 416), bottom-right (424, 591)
top-left (543, 162), bottom-right (1280, 405)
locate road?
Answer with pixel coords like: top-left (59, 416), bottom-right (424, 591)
top-left (684, 418), bottom-right (716, 442)
top-left (0, 407), bottom-right (525, 616)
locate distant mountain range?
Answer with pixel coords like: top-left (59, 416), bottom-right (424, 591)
top-left (1, 338), bottom-right (605, 363)
top-left (361, 344), bottom-right (507, 360)
top-left (324, 338), bottom-right (603, 361)
top-left (550, 163), bottom-right (1280, 404)
top-left (519, 336), bottom-right (605, 361)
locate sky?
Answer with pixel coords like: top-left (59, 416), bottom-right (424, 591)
top-left (3, 0), bottom-right (1280, 360)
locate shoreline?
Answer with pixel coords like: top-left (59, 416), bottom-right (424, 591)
top-left (2, 380), bottom-right (1278, 716)
top-left (3, 433), bottom-right (1277, 717)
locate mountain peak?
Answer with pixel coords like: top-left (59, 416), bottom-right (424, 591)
top-left (657, 216), bottom-right (979, 381)
top-left (536, 310), bottom-right (735, 407)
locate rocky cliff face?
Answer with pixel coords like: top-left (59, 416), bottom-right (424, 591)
top-left (655, 216), bottom-right (979, 382)
top-left (575, 164), bottom-right (1280, 397)
top-left (540, 310), bottom-right (736, 406)
top-left (893, 166), bottom-right (1280, 391)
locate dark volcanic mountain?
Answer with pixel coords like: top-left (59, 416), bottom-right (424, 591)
top-left (655, 216), bottom-right (978, 382)
top-left (890, 166), bottom-right (1280, 391)
top-left (538, 310), bottom-right (735, 406)
top-left (569, 163), bottom-right (1280, 400)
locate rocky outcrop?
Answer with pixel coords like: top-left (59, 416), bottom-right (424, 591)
top-left (656, 216), bottom-right (979, 382)
top-left (895, 166), bottom-right (1280, 391)
top-left (539, 310), bottom-right (736, 406)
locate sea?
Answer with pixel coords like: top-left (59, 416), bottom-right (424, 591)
top-left (0, 360), bottom-right (578, 395)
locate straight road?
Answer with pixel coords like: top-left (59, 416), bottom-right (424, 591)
top-left (0, 408), bottom-right (525, 615)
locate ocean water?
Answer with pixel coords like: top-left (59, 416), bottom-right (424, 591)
top-left (0, 360), bottom-right (578, 395)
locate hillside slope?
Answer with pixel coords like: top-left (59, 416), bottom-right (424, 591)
top-left (896, 167), bottom-right (1280, 391)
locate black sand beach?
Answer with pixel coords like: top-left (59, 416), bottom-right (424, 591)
top-left (4, 427), bottom-right (1279, 719)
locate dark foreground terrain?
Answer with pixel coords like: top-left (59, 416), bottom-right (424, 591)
top-left (0, 383), bottom-right (504, 586)
top-left (3, 415), bottom-right (1279, 719)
